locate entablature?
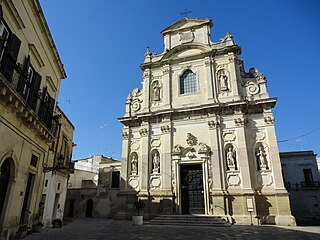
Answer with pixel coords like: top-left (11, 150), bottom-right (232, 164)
top-left (119, 98), bottom-right (277, 127)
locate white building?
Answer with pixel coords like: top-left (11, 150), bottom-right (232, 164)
top-left (280, 151), bottom-right (320, 224)
top-left (117, 18), bottom-right (295, 225)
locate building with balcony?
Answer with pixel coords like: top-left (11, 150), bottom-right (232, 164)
top-left (117, 18), bottom-right (295, 225)
top-left (41, 106), bottom-right (75, 227)
top-left (280, 151), bottom-right (320, 224)
top-left (0, 1), bottom-right (70, 238)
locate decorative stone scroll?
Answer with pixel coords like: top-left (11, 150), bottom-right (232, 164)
top-left (161, 125), bottom-right (171, 134)
top-left (122, 131), bottom-right (129, 139)
top-left (172, 144), bottom-right (182, 155)
top-left (208, 120), bottom-right (220, 130)
top-left (139, 128), bottom-right (148, 137)
top-left (234, 118), bottom-right (247, 127)
top-left (264, 116), bottom-right (275, 125)
top-left (198, 142), bottom-right (210, 154)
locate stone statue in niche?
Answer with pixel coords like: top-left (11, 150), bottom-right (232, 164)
top-left (131, 155), bottom-right (138, 175)
top-left (152, 151), bottom-right (160, 173)
top-left (152, 85), bottom-right (160, 101)
top-left (256, 146), bottom-right (268, 169)
top-left (219, 73), bottom-right (229, 91)
top-left (226, 147), bottom-right (236, 170)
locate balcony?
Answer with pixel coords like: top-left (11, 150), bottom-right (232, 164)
top-left (301, 181), bottom-right (320, 188)
top-left (55, 155), bottom-right (74, 174)
top-left (0, 73), bottom-right (54, 143)
top-left (284, 181), bottom-right (320, 191)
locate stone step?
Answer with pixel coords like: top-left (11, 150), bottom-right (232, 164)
top-left (148, 215), bottom-right (231, 227)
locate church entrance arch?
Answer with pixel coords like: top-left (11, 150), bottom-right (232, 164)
top-left (0, 159), bottom-right (11, 219)
top-left (180, 164), bottom-right (205, 214)
top-left (85, 199), bottom-right (93, 217)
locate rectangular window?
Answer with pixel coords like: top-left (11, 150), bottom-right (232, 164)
top-left (111, 171), bottom-right (120, 188)
top-left (0, 23), bottom-right (9, 61)
top-left (38, 87), bottom-right (55, 129)
top-left (57, 183), bottom-right (60, 190)
top-left (30, 154), bottom-right (38, 167)
top-left (45, 180), bottom-right (48, 187)
top-left (303, 169), bottom-right (313, 186)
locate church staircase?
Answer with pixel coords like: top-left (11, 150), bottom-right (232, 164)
top-left (148, 215), bottom-right (232, 227)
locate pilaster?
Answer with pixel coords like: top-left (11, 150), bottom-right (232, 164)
top-left (120, 127), bottom-right (130, 191)
top-left (228, 53), bottom-right (241, 101)
top-left (161, 64), bottom-right (172, 110)
top-left (160, 119), bottom-right (172, 191)
top-left (139, 123), bottom-right (150, 193)
top-left (142, 69), bottom-right (151, 112)
top-left (233, 111), bottom-right (254, 193)
top-left (263, 108), bottom-right (286, 191)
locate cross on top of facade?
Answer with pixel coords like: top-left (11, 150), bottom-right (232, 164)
top-left (181, 9), bottom-right (191, 18)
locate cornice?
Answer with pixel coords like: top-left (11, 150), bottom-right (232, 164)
top-left (140, 45), bottom-right (241, 71)
top-left (118, 98), bottom-right (277, 126)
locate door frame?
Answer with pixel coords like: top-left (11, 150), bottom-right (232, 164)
top-left (173, 158), bottom-right (210, 215)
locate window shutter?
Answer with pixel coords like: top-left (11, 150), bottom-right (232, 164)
top-left (38, 86), bottom-right (47, 120)
top-left (0, 5), bottom-right (3, 22)
top-left (44, 95), bottom-right (55, 129)
top-left (6, 33), bottom-right (21, 61)
top-left (27, 72), bottom-right (41, 111)
top-left (17, 56), bottom-right (30, 94)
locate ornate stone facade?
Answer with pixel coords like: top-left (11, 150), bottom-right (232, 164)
top-left (117, 18), bottom-right (295, 225)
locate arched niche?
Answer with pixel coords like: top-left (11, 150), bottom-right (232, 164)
top-left (129, 152), bottom-right (138, 175)
top-left (150, 149), bottom-right (160, 174)
top-left (225, 143), bottom-right (237, 170)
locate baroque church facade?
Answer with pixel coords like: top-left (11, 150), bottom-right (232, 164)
top-left (117, 18), bottom-right (295, 225)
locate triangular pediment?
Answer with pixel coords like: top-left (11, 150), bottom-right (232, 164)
top-left (161, 18), bottom-right (212, 36)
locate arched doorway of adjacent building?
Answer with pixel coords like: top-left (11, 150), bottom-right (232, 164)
top-left (0, 159), bottom-right (11, 220)
top-left (85, 199), bottom-right (93, 217)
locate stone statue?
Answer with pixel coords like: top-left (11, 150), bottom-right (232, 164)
top-left (131, 155), bottom-right (138, 175)
top-left (219, 74), bottom-right (229, 91)
top-left (186, 133), bottom-right (193, 146)
top-left (226, 147), bottom-right (235, 167)
top-left (152, 85), bottom-right (160, 101)
top-left (152, 152), bottom-right (160, 173)
top-left (256, 146), bottom-right (267, 167)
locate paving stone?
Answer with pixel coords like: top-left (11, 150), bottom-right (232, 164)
top-left (25, 218), bottom-right (320, 240)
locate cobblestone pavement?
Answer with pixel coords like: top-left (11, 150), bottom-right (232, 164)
top-left (25, 218), bottom-right (320, 240)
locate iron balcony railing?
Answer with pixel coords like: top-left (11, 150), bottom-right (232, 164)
top-left (285, 181), bottom-right (320, 190)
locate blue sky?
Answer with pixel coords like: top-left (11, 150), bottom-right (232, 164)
top-left (40, 0), bottom-right (320, 160)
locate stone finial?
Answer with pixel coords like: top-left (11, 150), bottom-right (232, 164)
top-left (144, 47), bottom-right (152, 63)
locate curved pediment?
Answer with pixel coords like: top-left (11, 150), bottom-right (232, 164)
top-left (161, 43), bottom-right (211, 61)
